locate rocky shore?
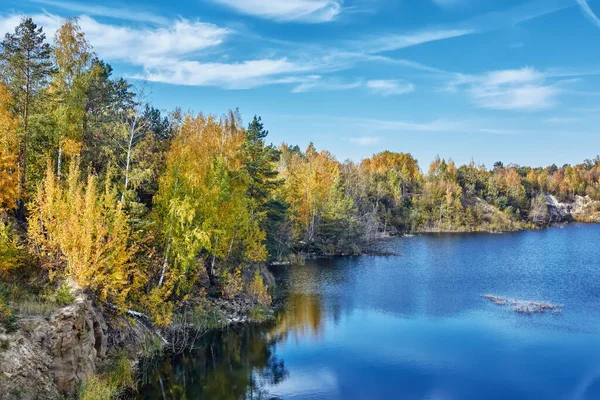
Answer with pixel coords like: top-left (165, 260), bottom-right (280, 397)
top-left (0, 286), bottom-right (275, 399)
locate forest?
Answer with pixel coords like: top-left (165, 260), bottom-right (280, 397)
top-left (1, 17), bottom-right (600, 327)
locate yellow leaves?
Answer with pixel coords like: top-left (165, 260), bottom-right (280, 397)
top-left (0, 220), bottom-right (23, 275)
top-left (155, 112), bottom-right (267, 294)
top-left (0, 83), bottom-right (19, 212)
top-left (28, 163), bottom-right (135, 307)
top-left (248, 270), bottom-right (271, 306)
top-left (220, 268), bottom-right (243, 300)
top-left (279, 143), bottom-right (342, 241)
top-left (61, 137), bottom-right (82, 157)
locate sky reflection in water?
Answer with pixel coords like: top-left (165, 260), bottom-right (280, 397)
top-left (138, 224), bottom-right (600, 400)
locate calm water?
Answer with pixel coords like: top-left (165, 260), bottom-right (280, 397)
top-left (137, 224), bottom-right (600, 400)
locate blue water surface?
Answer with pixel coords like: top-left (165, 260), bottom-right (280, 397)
top-left (138, 224), bottom-right (600, 400)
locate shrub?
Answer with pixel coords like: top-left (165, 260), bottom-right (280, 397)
top-left (55, 281), bottom-right (75, 306)
top-left (79, 376), bottom-right (117, 400)
top-left (247, 270), bottom-right (271, 306)
top-left (0, 301), bottom-right (18, 333)
top-left (0, 220), bottom-right (23, 275)
top-left (220, 268), bottom-right (243, 300)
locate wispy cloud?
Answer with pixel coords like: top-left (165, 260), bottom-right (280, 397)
top-left (211, 0), bottom-right (343, 23)
top-left (348, 136), bottom-right (381, 146)
top-left (288, 114), bottom-right (531, 136)
top-left (543, 116), bottom-right (581, 124)
top-left (352, 0), bottom-right (571, 55)
top-left (142, 58), bottom-right (312, 89)
top-left (367, 80), bottom-right (415, 96)
top-left (0, 13), bottom-right (229, 62)
top-left (346, 117), bottom-right (468, 133)
top-left (31, 0), bottom-right (169, 24)
top-left (358, 29), bottom-right (473, 54)
top-left (75, 16), bottom-right (229, 63)
top-left (449, 67), bottom-right (561, 111)
top-left (291, 75), bottom-right (363, 93)
top-left (0, 13), bottom-right (311, 88)
top-left (0, 13), bottom-right (62, 37)
top-left (575, 0), bottom-right (600, 29)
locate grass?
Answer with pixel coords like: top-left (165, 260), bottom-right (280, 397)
top-left (0, 279), bottom-right (75, 320)
top-left (79, 354), bottom-right (134, 400)
top-left (13, 299), bottom-right (62, 317)
top-left (249, 304), bottom-right (272, 323)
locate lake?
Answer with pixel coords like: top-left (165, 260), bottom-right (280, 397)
top-left (137, 223), bottom-right (600, 399)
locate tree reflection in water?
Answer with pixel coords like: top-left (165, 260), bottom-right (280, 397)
top-left (137, 293), bottom-right (327, 400)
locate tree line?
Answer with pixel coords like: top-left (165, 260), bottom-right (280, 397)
top-left (1, 17), bottom-right (599, 325)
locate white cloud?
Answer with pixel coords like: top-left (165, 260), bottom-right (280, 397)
top-left (360, 28), bottom-right (473, 54)
top-left (347, 117), bottom-right (468, 132)
top-left (348, 136), bottom-right (381, 146)
top-left (0, 13), bottom-right (62, 38)
top-left (211, 0), bottom-right (342, 22)
top-left (141, 58), bottom-right (312, 89)
top-left (575, 0), bottom-right (600, 29)
top-left (449, 67), bottom-right (560, 111)
top-left (367, 80), bottom-right (415, 96)
top-left (0, 13), bottom-right (312, 88)
top-left (0, 14), bottom-right (308, 89)
top-left (31, 0), bottom-right (169, 24)
top-left (290, 75), bottom-right (363, 93)
top-left (0, 14), bottom-right (229, 64)
top-left (76, 16), bottom-right (229, 64)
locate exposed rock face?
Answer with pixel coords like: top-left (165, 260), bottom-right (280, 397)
top-left (545, 194), bottom-right (600, 224)
top-left (0, 318), bottom-right (56, 399)
top-left (50, 295), bottom-right (108, 395)
top-left (544, 194), bottom-right (573, 223)
top-left (0, 293), bottom-right (108, 399)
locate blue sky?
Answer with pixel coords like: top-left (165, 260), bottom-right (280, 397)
top-left (1, 0), bottom-right (600, 168)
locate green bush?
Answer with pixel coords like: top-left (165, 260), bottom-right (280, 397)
top-left (55, 281), bottom-right (75, 306)
top-left (0, 300), bottom-right (18, 333)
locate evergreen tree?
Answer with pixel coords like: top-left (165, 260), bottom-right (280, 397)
top-left (242, 116), bottom-right (285, 259)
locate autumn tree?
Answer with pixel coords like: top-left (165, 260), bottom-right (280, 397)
top-left (154, 112), bottom-right (266, 294)
top-left (51, 17), bottom-right (92, 181)
top-left (28, 163), bottom-right (136, 306)
top-left (0, 83), bottom-right (19, 212)
top-left (0, 17), bottom-right (54, 217)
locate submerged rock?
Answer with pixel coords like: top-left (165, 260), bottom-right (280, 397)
top-left (482, 294), bottom-right (563, 314)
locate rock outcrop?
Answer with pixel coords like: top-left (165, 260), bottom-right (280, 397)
top-left (0, 292), bottom-right (109, 399)
top-left (50, 295), bottom-right (108, 395)
top-left (545, 194), bottom-right (600, 224)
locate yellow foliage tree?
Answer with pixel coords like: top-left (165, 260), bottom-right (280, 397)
top-left (0, 83), bottom-right (20, 212)
top-left (154, 111), bottom-right (266, 294)
top-left (28, 163), bottom-right (135, 306)
top-left (279, 143), bottom-right (341, 244)
top-left (0, 220), bottom-right (23, 275)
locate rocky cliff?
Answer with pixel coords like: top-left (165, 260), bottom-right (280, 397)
top-left (545, 194), bottom-right (600, 224)
top-left (0, 292), bottom-right (109, 399)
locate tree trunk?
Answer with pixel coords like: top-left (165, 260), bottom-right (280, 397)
top-left (121, 120), bottom-right (136, 204)
top-left (158, 233), bottom-right (172, 287)
top-left (205, 256), bottom-right (217, 287)
top-left (57, 135), bottom-right (62, 181)
top-left (17, 74), bottom-right (30, 221)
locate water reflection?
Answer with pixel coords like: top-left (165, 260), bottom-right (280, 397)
top-left (137, 291), bottom-right (329, 400)
top-left (268, 293), bottom-right (325, 342)
top-left (137, 323), bottom-right (287, 400)
top-left (138, 225), bottom-right (600, 399)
